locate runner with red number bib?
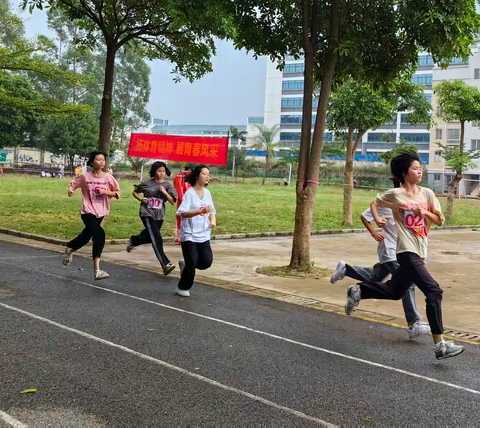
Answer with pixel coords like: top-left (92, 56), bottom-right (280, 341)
top-left (344, 151), bottom-right (465, 360)
top-left (127, 161), bottom-right (177, 275)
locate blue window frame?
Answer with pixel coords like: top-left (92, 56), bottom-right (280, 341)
top-left (281, 98), bottom-right (318, 108)
top-left (284, 63), bottom-right (305, 73)
top-left (418, 55), bottom-right (434, 65)
top-left (282, 80), bottom-right (304, 90)
top-left (367, 133), bottom-right (396, 142)
top-left (400, 133), bottom-right (430, 143)
top-left (411, 74), bottom-right (433, 86)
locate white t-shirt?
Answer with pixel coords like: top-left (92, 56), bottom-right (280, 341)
top-left (362, 207), bottom-right (397, 264)
top-left (177, 187), bottom-right (216, 243)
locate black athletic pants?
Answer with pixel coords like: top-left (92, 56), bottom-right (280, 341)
top-left (359, 252), bottom-right (443, 334)
top-left (67, 213), bottom-right (105, 259)
top-left (130, 217), bottom-right (170, 269)
top-left (178, 240), bottom-right (213, 290)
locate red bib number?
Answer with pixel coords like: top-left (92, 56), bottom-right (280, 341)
top-left (147, 198), bottom-right (163, 209)
top-left (403, 210), bottom-right (425, 229)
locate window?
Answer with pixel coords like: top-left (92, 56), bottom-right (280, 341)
top-left (418, 55), bottom-right (434, 66)
top-left (247, 116), bottom-right (264, 125)
top-left (435, 128), bottom-right (442, 139)
top-left (282, 80), bottom-right (304, 90)
top-left (400, 133), bottom-right (430, 143)
top-left (446, 128), bottom-right (460, 145)
top-left (434, 174), bottom-right (441, 182)
top-left (281, 98), bottom-right (318, 108)
top-left (367, 133), bottom-right (396, 142)
top-left (424, 93), bottom-right (432, 104)
top-left (280, 132), bottom-right (301, 142)
top-left (281, 115), bottom-right (317, 124)
top-left (475, 69), bottom-right (480, 79)
top-left (411, 74), bottom-right (433, 88)
top-left (284, 63), bottom-right (305, 73)
top-left (449, 57), bottom-right (468, 65)
top-left (434, 152), bottom-right (442, 163)
top-left (472, 139), bottom-right (480, 150)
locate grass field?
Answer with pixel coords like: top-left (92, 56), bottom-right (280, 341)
top-left (1, 175), bottom-right (479, 240)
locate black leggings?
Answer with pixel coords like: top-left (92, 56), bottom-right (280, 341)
top-left (178, 240), bottom-right (213, 291)
top-left (359, 252), bottom-right (443, 334)
top-left (67, 213), bottom-right (105, 259)
top-left (130, 217), bottom-right (170, 269)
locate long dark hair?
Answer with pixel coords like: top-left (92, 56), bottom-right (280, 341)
top-left (185, 165), bottom-right (209, 186)
top-left (86, 151), bottom-right (108, 167)
top-left (149, 161), bottom-right (171, 178)
top-left (390, 151), bottom-right (420, 184)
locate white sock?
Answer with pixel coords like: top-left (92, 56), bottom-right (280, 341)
top-left (434, 340), bottom-right (445, 350)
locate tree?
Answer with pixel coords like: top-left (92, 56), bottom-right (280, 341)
top-left (379, 141), bottom-right (420, 165)
top-left (38, 111), bottom-right (98, 169)
top-left (25, 0), bottom-right (234, 159)
top-left (328, 77), bottom-right (431, 225)
top-left (233, 0), bottom-right (480, 269)
top-left (128, 157), bottom-right (150, 174)
top-left (434, 80), bottom-right (480, 219)
top-left (251, 124), bottom-right (281, 185)
top-left (227, 146), bottom-right (246, 176)
top-left (229, 126), bottom-right (247, 146)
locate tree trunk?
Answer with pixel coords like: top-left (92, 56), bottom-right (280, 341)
top-left (290, 0), bottom-right (341, 269)
top-left (98, 42), bottom-right (117, 161)
top-left (342, 126), bottom-right (355, 225)
top-left (447, 120), bottom-right (466, 220)
top-left (262, 153), bottom-right (269, 185)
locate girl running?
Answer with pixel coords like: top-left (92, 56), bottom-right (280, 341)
top-left (63, 151), bottom-right (120, 280)
top-left (175, 165), bottom-right (216, 297)
top-left (344, 151), bottom-right (464, 360)
top-left (127, 161), bottom-right (177, 275)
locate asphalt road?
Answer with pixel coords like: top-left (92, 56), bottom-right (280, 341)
top-left (0, 239), bottom-right (479, 427)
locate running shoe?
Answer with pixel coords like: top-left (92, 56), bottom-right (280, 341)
top-left (94, 270), bottom-right (110, 280)
top-left (179, 260), bottom-right (185, 276)
top-left (330, 260), bottom-right (346, 284)
top-left (63, 247), bottom-right (73, 266)
top-left (408, 321), bottom-right (431, 339)
top-left (345, 285), bottom-right (361, 315)
top-left (163, 262), bottom-right (175, 276)
top-left (175, 287), bottom-right (190, 297)
top-left (126, 238), bottom-right (135, 253)
top-left (434, 341), bottom-right (465, 360)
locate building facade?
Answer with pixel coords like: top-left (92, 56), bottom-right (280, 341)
top-left (264, 55), bottom-right (436, 163)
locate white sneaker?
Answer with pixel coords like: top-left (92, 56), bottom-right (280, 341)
top-left (178, 260), bottom-right (185, 276)
top-left (175, 287), bottom-right (190, 297)
top-left (94, 270), bottom-right (110, 280)
top-left (408, 321), bottom-right (431, 339)
top-left (63, 248), bottom-right (73, 266)
top-left (330, 260), bottom-right (346, 284)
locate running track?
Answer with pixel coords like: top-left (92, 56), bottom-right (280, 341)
top-left (0, 239), bottom-right (479, 427)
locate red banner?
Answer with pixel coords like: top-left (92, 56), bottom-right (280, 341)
top-left (128, 133), bottom-right (228, 166)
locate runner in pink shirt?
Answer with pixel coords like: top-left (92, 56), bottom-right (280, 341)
top-left (63, 151), bottom-right (120, 280)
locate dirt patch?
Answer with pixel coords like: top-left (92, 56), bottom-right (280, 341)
top-left (256, 265), bottom-right (332, 279)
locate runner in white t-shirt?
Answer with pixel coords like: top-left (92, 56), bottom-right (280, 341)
top-left (175, 165), bottom-right (216, 297)
top-left (330, 185), bottom-right (430, 339)
top-left (343, 152), bottom-right (464, 360)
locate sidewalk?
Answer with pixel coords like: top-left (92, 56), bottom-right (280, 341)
top-left (2, 229), bottom-right (480, 340)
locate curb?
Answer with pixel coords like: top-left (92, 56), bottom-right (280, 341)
top-left (2, 224), bottom-right (480, 247)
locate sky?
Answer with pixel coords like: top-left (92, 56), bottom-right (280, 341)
top-left (14, 2), bottom-right (267, 126)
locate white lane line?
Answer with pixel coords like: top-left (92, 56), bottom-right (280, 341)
top-left (0, 410), bottom-right (27, 428)
top-left (0, 303), bottom-right (334, 427)
top-left (1, 261), bottom-right (480, 397)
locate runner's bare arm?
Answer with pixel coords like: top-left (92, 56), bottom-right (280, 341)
top-left (181, 206), bottom-right (210, 218)
top-left (414, 206), bottom-right (442, 226)
top-left (361, 215), bottom-right (384, 242)
top-left (370, 201), bottom-right (387, 227)
top-left (132, 191), bottom-right (147, 204)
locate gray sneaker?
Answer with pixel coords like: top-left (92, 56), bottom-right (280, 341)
top-left (63, 247), bottom-right (73, 266)
top-left (345, 285), bottom-right (361, 315)
top-left (163, 262), bottom-right (175, 276)
top-left (434, 341), bottom-right (465, 360)
top-left (330, 260), bottom-right (346, 284)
